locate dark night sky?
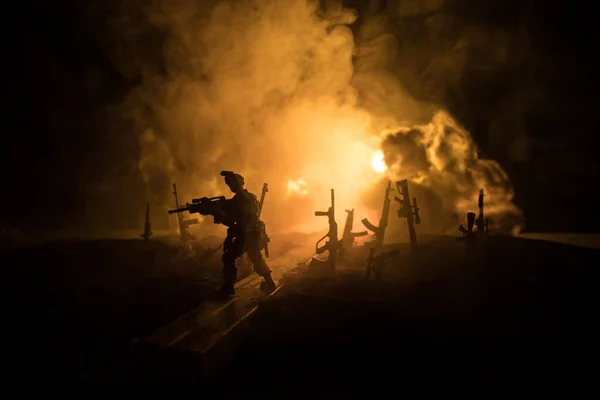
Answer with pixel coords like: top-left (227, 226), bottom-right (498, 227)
top-left (2, 0), bottom-right (599, 233)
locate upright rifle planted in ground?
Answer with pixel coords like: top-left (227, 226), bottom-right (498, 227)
top-left (395, 179), bottom-right (421, 249)
top-left (339, 209), bottom-right (368, 260)
top-left (362, 180), bottom-right (393, 249)
top-left (458, 188), bottom-right (489, 241)
top-left (140, 202), bottom-right (152, 241)
top-left (257, 183), bottom-right (271, 258)
top-left (459, 212), bottom-right (476, 239)
top-left (475, 188), bottom-right (489, 237)
top-left (311, 189), bottom-right (338, 269)
top-left (171, 183), bottom-right (199, 242)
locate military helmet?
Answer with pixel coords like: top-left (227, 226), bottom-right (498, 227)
top-left (220, 170), bottom-right (245, 187)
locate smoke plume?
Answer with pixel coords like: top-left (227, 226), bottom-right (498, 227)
top-left (105, 0), bottom-right (523, 237)
top-left (381, 111), bottom-right (523, 234)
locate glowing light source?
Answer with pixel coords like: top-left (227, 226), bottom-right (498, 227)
top-left (287, 179), bottom-right (309, 196)
top-left (371, 151), bottom-right (387, 173)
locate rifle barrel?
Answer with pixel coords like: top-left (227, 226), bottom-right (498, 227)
top-left (168, 207), bottom-right (188, 214)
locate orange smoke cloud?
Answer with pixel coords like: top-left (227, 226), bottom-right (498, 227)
top-left (381, 110), bottom-right (524, 234)
top-left (371, 151), bottom-right (387, 173)
top-left (276, 104), bottom-right (387, 232)
top-left (107, 0), bottom-right (522, 237)
top-left (287, 179), bottom-right (308, 196)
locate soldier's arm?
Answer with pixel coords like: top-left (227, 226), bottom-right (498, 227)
top-left (219, 198), bottom-right (237, 227)
top-left (220, 217), bottom-right (235, 227)
top-left (248, 192), bottom-right (261, 217)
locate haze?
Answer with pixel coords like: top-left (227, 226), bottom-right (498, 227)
top-left (105, 0), bottom-right (522, 238)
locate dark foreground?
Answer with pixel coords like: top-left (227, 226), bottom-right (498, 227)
top-left (217, 236), bottom-right (600, 390)
top-left (3, 237), bottom-right (224, 380)
top-left (3, 234), bottom-right (600, 389)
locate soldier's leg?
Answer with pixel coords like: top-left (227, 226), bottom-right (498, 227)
top-left (245, 233), bottom-right (275, 292)
top-left (246, 250), bottom-right (273, 278)
top-left (245, 233), bottom-right (272, 277)
top-left (219, 237), bottom-right (245, 295)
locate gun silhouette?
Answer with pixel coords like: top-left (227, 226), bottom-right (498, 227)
top-left (458, 188), bottom-right (489, 242)
top-left (459, 212), bottom-right (476, 237)
top-left (313, 189), bottom-right (338, 268)
top-left (258, 183), bottom-right (268, 218)
top-left (172, 183), bottom-right (198, 242)
top-left (339, 209), bottom-right (368, 260)
top-left (395, 179), bottom-right (420, 248)
top-left (475, 188), bottom-right (489, 236)
top-left (140, 202), bottom-right (152, 241)
top-left (168, 196), bottom-right (227, 225)
top-left (258, 183), bottom-right (270, 258)
top-left (362, 181), bottom-right (393, 248)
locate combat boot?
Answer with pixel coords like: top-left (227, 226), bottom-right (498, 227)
top-left (214, 283), bottom-right (236, 299)
top-left (260, 274), bottom-right (276, 294)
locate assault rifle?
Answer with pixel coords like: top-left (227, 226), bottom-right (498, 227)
top-left (475, 188), bottom-right (489, 237)
top-left (258, 183), bottom-right (270, 258)
top-left (339, 209), bottom-right (367, 260)
top-left (395, 179), bottom-right (420, 248)
top-left (140, 202), bottom-right (152, 241)
top-left (362, 180), bottom-right (393, 249)
top-left (172, 183), bottom-right (199, 242)
top-left (311, 189), bottom-right (338, 269)
top-left (168, 196), bottom-right (227, 224)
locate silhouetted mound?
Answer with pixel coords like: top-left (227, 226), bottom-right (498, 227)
top-left (217, 236), bottom-right (600, 389)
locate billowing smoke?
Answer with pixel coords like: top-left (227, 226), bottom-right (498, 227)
top-left (105, 0), bottom-right (523, 238)
top-left (350, 0), bottom-right (525, 234)
top-left (381, 111), bottom-right (523, 234)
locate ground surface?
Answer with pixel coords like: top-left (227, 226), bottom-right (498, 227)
top-left (2, 231), bottom-right (318, 381)
top-left (214, 236), bottom-right (600, 391)
top-left (3, 237), bottom-right (224, 379)
top-left (3, 233), bottom-right (599, 389)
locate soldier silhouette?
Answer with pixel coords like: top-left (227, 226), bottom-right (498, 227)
top-left (215, 171), bottom-right (275, 298)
